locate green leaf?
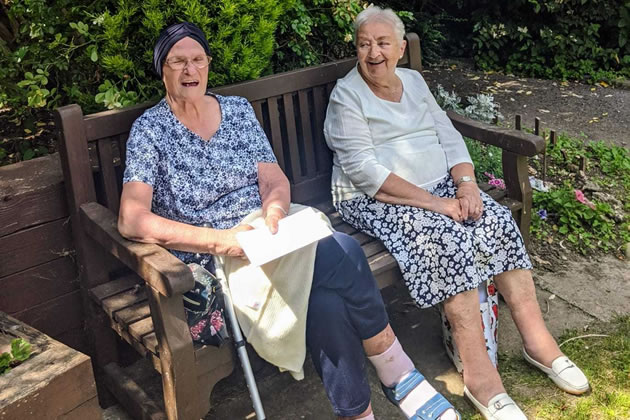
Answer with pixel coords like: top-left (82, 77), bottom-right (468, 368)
top-left (22, 149), bottom-right (36, 160)
top-left (91, 48), bottom-right (98, 62)
top-left (0, 352), bottom-right (11, 373)
top-left (559, 225), bottom-right (569, 234)
top-left (10, 338), bottom-right (31, 362)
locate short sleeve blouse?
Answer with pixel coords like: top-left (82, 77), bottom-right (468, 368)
top-left (123, 94), bottom-right (277, 265)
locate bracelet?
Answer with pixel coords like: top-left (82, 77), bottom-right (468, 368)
top-left (267, 204), bottom-right (288, 216)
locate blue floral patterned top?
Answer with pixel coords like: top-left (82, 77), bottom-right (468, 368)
top-left (123, 94), bottom-right (277, 266)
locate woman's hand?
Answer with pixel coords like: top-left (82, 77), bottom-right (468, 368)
top-left (264, 206), bottom-right (287, 234)
top-left (456, 182), bottom-right (483, 221)
top-left (212, 225), bottom-right (254, 257)
top-left (431, 197), bottom-right (464, 222)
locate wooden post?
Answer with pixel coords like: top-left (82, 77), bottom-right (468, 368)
top-left (515, 114), bottom-right (522, 131)
top-left (534, 117), bottom-right (540, 136)
top-left (502, 150), bottom-right (532, 246)
top-left (55, 105), bottom-right (119, 407)
top-left (579, 156), bottom-right (587, 172)
top-left (550, 130), bottom-right (557, 147)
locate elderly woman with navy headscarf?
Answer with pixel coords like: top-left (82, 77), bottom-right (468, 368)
top-left (118, 22), bottom-right (460, 420)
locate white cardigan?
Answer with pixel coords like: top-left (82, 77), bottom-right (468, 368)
top-left (324, 66), bottom-right (472, 203)
top-left (214, 204), bottom-right (331, 380)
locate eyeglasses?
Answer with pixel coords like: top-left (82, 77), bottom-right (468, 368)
top-left (164, 55), bottom-right (212, 71)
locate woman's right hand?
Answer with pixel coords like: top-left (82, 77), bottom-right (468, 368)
top-left (430, 197), bottom-right (463, 222)
top-left (212, 225), bottom-right (254, 257)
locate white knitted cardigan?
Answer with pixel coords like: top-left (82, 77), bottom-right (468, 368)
top-left (214, 204), bottom-right (331, 380)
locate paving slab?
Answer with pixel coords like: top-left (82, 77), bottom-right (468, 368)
top-left (533, 256), bottom-right (629, 322)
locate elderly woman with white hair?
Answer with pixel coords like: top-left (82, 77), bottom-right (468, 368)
top-left (324, 6), bottom-right (590, 420)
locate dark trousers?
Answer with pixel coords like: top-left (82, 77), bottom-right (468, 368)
top-left (307, 232), bottom-right (389, 417)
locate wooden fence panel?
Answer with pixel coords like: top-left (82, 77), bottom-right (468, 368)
top-left (0, 256), bottom-right (78, 314)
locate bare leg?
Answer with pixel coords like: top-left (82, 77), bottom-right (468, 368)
top-left (363, 324), bottom-right (396, 356)
top-left (443, 288), bottom-right (505, 405)
top-left (339, 403), bottom-right (373, 420)
top-left (494, 269), bottom-right (562, 367)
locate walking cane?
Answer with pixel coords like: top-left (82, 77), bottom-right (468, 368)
top-left (213, 258), bottom-right (266, 420)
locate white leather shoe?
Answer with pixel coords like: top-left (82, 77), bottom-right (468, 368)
top-left (464, 387), bottom-right (527, 420)
top-left (522, 348), bottom-right (590, 395)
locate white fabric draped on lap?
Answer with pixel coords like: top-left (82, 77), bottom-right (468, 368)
top-left (214, 203), bottom-right (331, 380)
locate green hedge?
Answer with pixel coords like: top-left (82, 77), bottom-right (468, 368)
top-left (465, 0), bottom-right (630, 80)
top-left (0, 0), bottom-right (285, 117)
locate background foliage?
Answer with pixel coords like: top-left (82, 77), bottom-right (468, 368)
top-left (0, 0), bottom-right (284, 118)
top-left (464, 0), bottom-right (630, 80)
top-left (2, 0), bottom-right (630, 166)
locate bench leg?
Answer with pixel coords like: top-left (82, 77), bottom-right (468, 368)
top-left (502, 151), bottom-right (533, 246)
top-left (197, 354), bottom-right (235, 416)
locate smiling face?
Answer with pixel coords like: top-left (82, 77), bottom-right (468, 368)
top-left (356, 20), bottom-right (406, 85)
top-left (162, 37), bottom-right (209, 102)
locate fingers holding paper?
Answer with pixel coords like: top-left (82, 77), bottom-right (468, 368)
top-left (213, 224), bottom-right (254, 257)
top-left (264, 206), bottom-right (287, 234)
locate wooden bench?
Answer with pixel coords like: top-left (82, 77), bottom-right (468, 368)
top-left (54, 33), bottom-right (544, 420)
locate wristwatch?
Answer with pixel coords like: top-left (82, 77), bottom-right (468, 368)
top-left (455, 175), bottom-right (475, 186)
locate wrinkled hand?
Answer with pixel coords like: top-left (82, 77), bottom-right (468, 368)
top-left (432, 197), bottom-right (464, 222)
top-left (264, 207), bottom-right (287, 234)
top-left (213, 224), bottom-right (254, 257)
top-left (456, 183), bottom-right (483, 221)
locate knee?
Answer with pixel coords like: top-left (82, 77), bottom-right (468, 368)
top-left (331, 232), bottom-right (364, 259)
top-left (443, 289), bottom-right (480, 326)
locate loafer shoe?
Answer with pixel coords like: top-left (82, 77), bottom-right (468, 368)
top-left (464, 386), bottom-right (527, 420)
top-left (522, 348), bottom-right (590, 395)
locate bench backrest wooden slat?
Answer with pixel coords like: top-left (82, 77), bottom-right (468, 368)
top-left (265, 96), bottom-right (286, 174)
top-left (96, 137), bottom-right (121, 215)
top-left (63, 33), bottom-right (421, 213)
top-left (297, 89), bottom-right (318, 177)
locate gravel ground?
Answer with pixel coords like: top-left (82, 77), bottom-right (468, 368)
top-left (422, 59), bottom-right (629, 149)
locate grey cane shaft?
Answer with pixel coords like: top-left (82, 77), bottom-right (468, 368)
top-left (222, 286), bottom-right (267, 419)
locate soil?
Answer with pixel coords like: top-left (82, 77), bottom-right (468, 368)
top-left (422, 59), bottom-right (630, 149)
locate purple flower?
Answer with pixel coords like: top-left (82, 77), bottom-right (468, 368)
top-left (537, 209), bottom-right (547, 220)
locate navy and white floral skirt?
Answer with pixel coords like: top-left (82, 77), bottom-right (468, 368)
top-left (336, 176), bottom-right (532, 308)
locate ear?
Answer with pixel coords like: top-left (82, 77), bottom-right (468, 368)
top-left (399, 39), bottom-right (407, 59)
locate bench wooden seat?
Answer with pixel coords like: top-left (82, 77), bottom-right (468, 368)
top-left (55, 32), bottom-right (544, 420)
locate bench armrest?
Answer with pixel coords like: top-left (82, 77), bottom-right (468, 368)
top-left (79, 202), bottom-right (195, 297)
top-left (447, 111), bottom-right (545, 156)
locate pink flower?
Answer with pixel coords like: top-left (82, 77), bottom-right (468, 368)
top-left (488, 178), bottom-right (506, 190)
top-left (210, 310), bottom-right (224, 331)
top-left (484, 172), bottom-right (506, 190)
top-left (189, 319), bottom-right (208, 340)
top-left (574, 189), bottom-right (586, 203)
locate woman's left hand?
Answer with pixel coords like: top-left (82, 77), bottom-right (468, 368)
top-left (264, 207), bottom-right (287, 234)
top-left (456, 182), bottom-right (483, 221)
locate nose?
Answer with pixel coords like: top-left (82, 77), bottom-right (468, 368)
top-left (368, 44), bottom-right (381, 58)
top-left (182, 60), bottom-right (195, 73)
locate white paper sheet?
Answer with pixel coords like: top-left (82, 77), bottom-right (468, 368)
top-left (236, 207), bottom-right (333, 266)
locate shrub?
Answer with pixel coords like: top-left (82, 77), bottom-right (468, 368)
top-left (0, 0), bottom-right (107, 118)
top-left (0, 0), bottom-right (286, 119)
top-left (434, 84), bottom-right (504, 181)
top-left (273, 1), bottom-right (417, 72)
top-left (466, 0), bottom-right (630, 80)
top-left (273, 0), bottom-right (368, 72)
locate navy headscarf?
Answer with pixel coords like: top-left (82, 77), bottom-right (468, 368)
top-left (153, 22), bottom-right (211, 78)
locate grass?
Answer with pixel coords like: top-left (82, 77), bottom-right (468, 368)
top-left (457, 316), bottom-right (630, 419)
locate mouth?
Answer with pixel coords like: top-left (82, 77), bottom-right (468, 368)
top-left (181, 81), bottom-right (199, 87)
top-left (367, 60), bottom-right (385, 67)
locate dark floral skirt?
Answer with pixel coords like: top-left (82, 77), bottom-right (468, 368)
top-left (336, 176), bottom-right (532, 308)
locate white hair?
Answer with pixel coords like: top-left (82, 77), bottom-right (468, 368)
top-left (354, 6), bottom-right (405, 44)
